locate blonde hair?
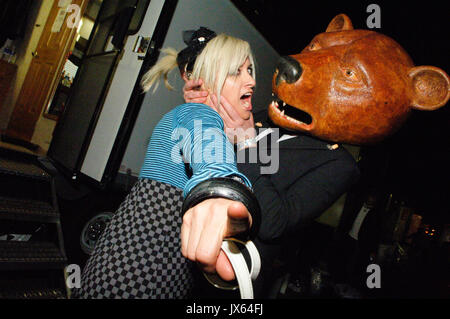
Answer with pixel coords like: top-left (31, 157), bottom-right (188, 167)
top-left (141, 33), bottom-right (255, 100)
top-left (141, 47), bottom-right (178, 92)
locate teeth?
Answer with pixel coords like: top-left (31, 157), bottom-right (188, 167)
top-left (290, 117), bottom-right (304, 125)
top-left (271, 100), bottom-right (305, 125)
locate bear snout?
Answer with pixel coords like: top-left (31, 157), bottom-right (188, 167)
top-left (275, 56), bottom-right (303, 86)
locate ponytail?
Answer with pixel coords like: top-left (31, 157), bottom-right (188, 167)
top-left (141, 48), bottom-right (179, 93)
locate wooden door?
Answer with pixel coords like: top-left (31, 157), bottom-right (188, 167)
top-left (5, 0), bottom-right (87, 142)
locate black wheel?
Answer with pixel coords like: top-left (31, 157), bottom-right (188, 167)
top-left (79, 212), bottom-right (114, 255)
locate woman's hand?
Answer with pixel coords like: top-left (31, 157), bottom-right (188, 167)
top-left (211, 94), bottom-right (256, 144)
top-left (183, 79), bottom-right (209, 104)
top-left (181, 198), bottom-right (252, 281)
top-left (183, 79), bottom-right (256, 144)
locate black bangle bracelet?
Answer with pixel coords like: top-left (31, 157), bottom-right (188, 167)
top-left (182, 177), bottom-right (261, 238)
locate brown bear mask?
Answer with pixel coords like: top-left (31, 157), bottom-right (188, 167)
top-left (268, 14), bottom-right (450, 145)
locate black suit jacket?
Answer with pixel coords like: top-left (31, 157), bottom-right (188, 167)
top-left (237, 122), bottom-right (360, 243)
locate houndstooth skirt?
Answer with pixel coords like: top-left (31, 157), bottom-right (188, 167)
top-left (72, 178), bottom-right (195, 299)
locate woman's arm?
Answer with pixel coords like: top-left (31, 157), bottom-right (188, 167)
top-left (178, 103), bottom-right (255, 281)
top-left (177, 103), bottom-right (252, 196)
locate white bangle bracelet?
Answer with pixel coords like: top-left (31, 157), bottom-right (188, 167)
top-left (203, 238), bottom-right (261, 299)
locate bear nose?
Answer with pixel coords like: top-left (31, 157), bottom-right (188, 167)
top-left (275, 56), bottom-right (302, 85)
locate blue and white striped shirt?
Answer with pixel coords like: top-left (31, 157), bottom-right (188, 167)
top-left (139, 103), bottom-right (251, 196)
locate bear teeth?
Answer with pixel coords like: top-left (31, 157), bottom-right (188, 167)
top-left (271, 100), bottom-right (305, 125)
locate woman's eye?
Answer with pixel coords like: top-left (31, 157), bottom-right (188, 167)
top-left (233, 65), bottom-right (253, 77)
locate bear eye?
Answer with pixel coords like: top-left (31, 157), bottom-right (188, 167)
top-left (309, 42), bottom-right (320, 51)
top-left (343, 69), bottom-right (359, 81)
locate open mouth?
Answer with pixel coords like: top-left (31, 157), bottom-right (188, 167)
top-left (241, 92), bottom-right (252, 99)
top-left (270, 93), bottom-right (313, 126)
top-left (240, 92), bottom-right (253, 110)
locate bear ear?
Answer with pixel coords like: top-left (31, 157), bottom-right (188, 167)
top-left (326, 14), bottom-right (354, 32)
top-left (409, 66), bottom-right (450, 111)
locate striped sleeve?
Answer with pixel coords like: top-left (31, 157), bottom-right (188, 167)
top-left (176, 104), bottom-right (252, 196)
top-left (139, 112), bottom-right (187, 188)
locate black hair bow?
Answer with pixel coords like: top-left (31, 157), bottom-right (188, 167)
top-left (176, 27), bottom-right (217, 73)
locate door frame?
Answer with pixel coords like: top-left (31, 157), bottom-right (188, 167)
top-left (3, 0), bottom-right (88, 146)
top-left (48, 0), bottom-right (179, 189)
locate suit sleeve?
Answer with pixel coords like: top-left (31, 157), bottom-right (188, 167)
top-left (237, 147), bottom-right (360, 243)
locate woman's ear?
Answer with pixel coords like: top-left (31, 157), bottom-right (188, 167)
top-left (408, 66), bottom-right (450, 111)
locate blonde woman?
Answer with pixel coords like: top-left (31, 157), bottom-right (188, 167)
top-left (73, 27), bottom-right (259, 299)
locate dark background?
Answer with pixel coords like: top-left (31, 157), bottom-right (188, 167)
top-left (232, 0), bottom-right (450, 225)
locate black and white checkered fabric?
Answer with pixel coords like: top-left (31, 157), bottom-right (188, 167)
top-left (72, 178), bottom-right (195, 299)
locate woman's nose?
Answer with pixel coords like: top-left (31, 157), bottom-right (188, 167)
top-left (245, 72), bottom-right (256, 87)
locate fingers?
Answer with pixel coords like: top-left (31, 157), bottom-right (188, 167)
top-left (211, 95), bottom-right (242, 144)
top-left (185, 91), bottom-right (208, 104)
top-left (195, 213), bottom-right (225, 273)
top-left (180, 198), bottom-right (249, 281)
top-left (185, 209), bottom-right (204, 261)
top-left (183, 79), bottom-right (208, 104)
top-left (216, 202), bottom-right (250, 281)
top-left (216, 250), bottom-right (235, 281)
top-left (227, 201), bottom-right (250, 220)
top-left (212, 94), bottom-right (239, 125)
top-left (181, 208), bottom-right (193, 258)
top-left (183, 78), bottom-right (203, 92)
top-left (212, 95), bottom-right (233, 129)
top-left (183, 210), bottom-right (235, 281)
top-left (209, 94), bottom-right (220, 113)
top-left (182, 206), bottom-right (216, 266)
top-left (225, 201), bottom-right (251, 237)
top-left (211, 94), bottom-right (256, 144)
top-left (218, 94), bottom-right (240, 120)
top-left (181, 199), bottom-right (226, 273)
